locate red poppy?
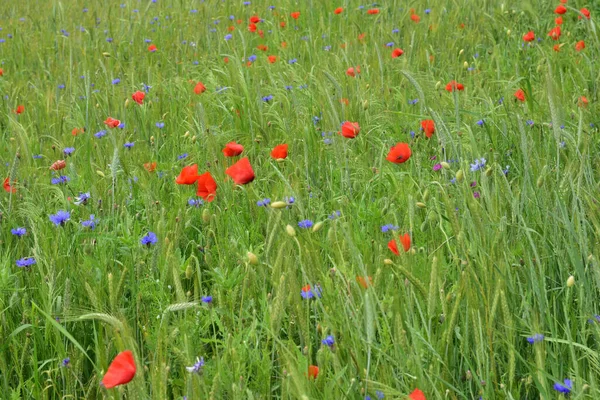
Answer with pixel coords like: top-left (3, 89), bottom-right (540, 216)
top-left (578, 96), bottom-right (589, 107)
top-left (411, 14), bottom-right (421, 23)
top-left (281, 42), bottom-right (287, 48)
top-left (225, 157), bottom-right (255, 185)
top-left (553, 44), bottom-right (561, 52)
top-left (0, 68), bottom-right (3, 76)
top-left (257, 44), bottom-right (268, 51)
top-left (258, 30), bottom-right (264, 38)
top-left (421, 120), bottom-right (435, 138)
top-left (222, 142), bottom-right (244, 157)
top-left (358, 32), bottom-right (366, 41)
top-left (554, 5), bottom-right (567, 14)
top-left (132, 91), bottom-right (145, 105)
top-left (580, 8), bottom-right (590, 19)
top-left (104, 117), bottom-right (120, 128)
top-left (228, 26), bottom-right (235, 32)
top-left (280, 21), bottom-right (286, 28)
top-left (176, 164), bottom-right (200, 185)
top-left (148, 44), bottom-right (157, 52)
top-left (248, 23), bottom-right (257, 33)
top-left (386, 143), bottom-right (412, 164)
top-left (144, 162), bottom-right (157, 172)
top-left (445, 80), bottom-right (464, 92)
top-left (522, 31), bottom-right (535, 42)
top-left (367, 8), bottom-right (379, 15)
top-left (271, 144), bottom-right (288, 160)
top-left (346, 66), bottom-right (360, 77)
top-left (409, 388), bottom-right (427, 400)
top-left (71, 127), bottom-right (84, 136)
top-left (224, 57), bottom-right (229, 63)
top-left (339, 98), bottom-right (349, 106)
top-left (249, 15), bottom-right (261, 24)
top-left (268, 55), bottom-right (277, 63)
top-left (388, 238), bottom-right (399, 255)
top-left (391, 48), bottom-right (404, 58)
top-left (400, 233), bottom-right (411, 252)
top-left (3, 177), bottom-right (16, 193)
top-left (575, 40), bottom-right (585, 51)
top-left (101, 350), bottom-right (136, 389)
top-left (194, 82), bottom-right (206, 94)
top-left (555, 16), bottom-right (563, 25)
top-left (308, 365), bottom-right (319, 379)
top-left (15, 105), bottom-right (24, 114)
top-left (339, 121), bottom-right (360, 138)
top-left (548, 26), bottom-right (561, 40)
top-left (356, 276), bottom-right (373, 289)
top-left (334, 7), bottom-right (343, 14)
top-left (50, 160), bottom-right (66, 171)
top-left (196, 171), bottom-right (217, 202)
top-left (290, 11), bottom-right (300, 19)
top-left (514, 89), bottom-right (525, 102)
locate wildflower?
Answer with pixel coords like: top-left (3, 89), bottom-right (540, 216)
top-left (124, 142), bottom-right (135, 149)
top-left (503, 166), bottom-right (510, 175)
top-left (262, 94), bottom-right (273, 102)
top-left (376, 391), bottom-right (384, 399)
top-left (522, 31), bottom-right (535, 42)
top-left (470, 158), bottom-right (486, 172)
top-left (445, 80), bottom-right (464, 92)
top-left (194, 82), bottom-right (206, 94)
top-left (140, 232), bottom-right (158, 246)
top-left (81, 215), bottom-right (96, 229)
top-left (433, 163), bottom-right (442, 171)
top-left (476, 119), bottom-right (484, 126)
top-left (201, 296), bottom-right (213, 304)
top-left (155, 122), bottom-right (165, 129)
top-left (409, 389), bottom-right (426, 400)
top-left (334, 7), bottom-right (343, 14)
top-left (132, 91), bottom-right (145, 104)
top-left (548, 26), bottom-right (561, 41)
top-left (63, 147), bottom-right (75, 156)
top-left (222, 142), bottom-right (244, 157)
top-left (16, 257), bottom-right (36, 267)
top-left (148, 44), bottom-right (157, 52)
top-left (144, 162), bottom-right (157, 172)
top-left (15, 105), bottom-right (25, 114)
top-left (298, 220), bottom-right (314, 229)
top-left (61, 358), bottom-right (70, 367)
top-left (49, 210), bottom-right (71, 226)
top-left (553, 379), bottom-right (572, 394)
top-left (196, 172), bottom-right (217, 202)
top-left (178, 153), bottom-right (188, 160)
top-left (176, 165), bottom-right (200, 185)
top-left (225, 158), bottom-right (255, 184)
top-left (328, 210), bottom-right (341, 219)
top-left (111, 78), bottom-right (121, 85)
top-left (74, 192), bottom-right (91, 205)
top-left (580, 8), bottom-right (590, 19)
top-left (290, 11), bottom-right (300, 19)
top-left (526, 334), bottom-right (544, 344)
top-left (367, 8), bottom-right (379, 15)
top-left (308, 365), bottom-right (319, 379)
top-left (339, 121), bottom-right (360, 138)
top-left (257, 198), bottom-right (271, 207)
top-left (421, 120), bottom-right (435, 138)
top-left (104, 117), bottom-right (121, 128)
top-left (554, 5), bottom-right (567, 15)
top-left (386, 143), bottom-right (412, 164)
top-left (95, 130), bottom-right (107, 138)
top-left (301, 284), bottom-right (322, 299)
top-left (11, 227), bottom-right (26, 236)
top-left (346, 66), bottom-right (360, 77)
top-left (271, 144), bottom-right (288, 160)
top-left (388, 233), bottom-right (411, 255)
top-left (51, 175), bottom-right (70, 185)
top-left (188, 198), bottom-right (203, 207)
top-left (391, 48), bottom-right (404, 58)
top-left (248, 54), bottom-right (257, 63)
top-left (321, 335), bottom-right (335, 347)
top-left (186, 357), bottom-right (205, 374)
top-left (473, 191), bottom-right (481, 199)
top-left (575, 40), bottom-right (585, 51)
top-left (3, 177), bottom-right (16, 193)
top-left (381, 224), bottom-right (398, 233)
top-left (288, 58), bottom-right (297, 64)
top-left (101, 351), bottom-right (136, 389)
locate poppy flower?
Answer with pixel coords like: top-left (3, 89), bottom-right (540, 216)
top-left (308, 365), bottom-right (319, 379)
top-left (553, 44), bottom-right (561, 52)
top-left (248, 23), bottom-right (257, 33)
top-left (132, 91), bottom-right (145, 105)
top-left (271, 144), bottom-right (288, 160)
top-left (225, 157), bottom-right (255, 185)
top-left (522, 31), bottom-right (535, 42)
top-left (358, 32), bottom-right (366, 41)
top-left (15, 105), bottom-right (24, 114)
top-left (445, 80), bottom-right (464, 92)
top-left (280, 21), bottom-right (286, 28)
top-left (514, 89), bottom-right (526, 102)
top-left (176, 164), bottom-right (200, 185)
top-left (391, 48), bottom-right (404, 58)
top-left (388, 238), bottom-right (399, 255)
top-left (148, 44), bottom-right (157, 52)
top-left (101, 350), bottom-right (136, 389)
top-left (409, 388), bottom-right (427, 400)
top-left (104, 117), bottom-right (121, 128)
top-left (578, 96), bottom-right (589, 107)
top-left (346, 66), bottom-right (360, 77)
top-left (411, 14), bottom-right (421, 23)
top-left (0, 68), bottom-right (3, 76)
top-left (334, 7), bottom-right (343, 14)
top-left (575, 40), bottom-right (585, 51)
top-left (580, 8), bottom-right (590, 19)
top-left (367, 8), bottom-right (379, 15)
top-left (400, 233), bottom-right (411, 252)
top-left (257, 44), bottom-right (268, 51)
top-left (356, 276), bottom-right (373, 289)
top-left (421, 120), bottom-right (435, 138)
top-left (290, 11), bottom-right (300, 19)
top-left (196, 171), bottom-right (217, 202)
top-left (144, 162), bottom-right (157, 172)
top-left (554, 5), bottom-right (567, 14)
top-left (339, 121), bottom-right (360, 138)
top-left (71, 127), bottom-right (84, 136)
top-left (268, 55), bottom-right (277, 63)
top-left (386, 143), bottom-right (412, 164)
top-left (339, 98), bottom-right (349, 106)
top-left (224, 57), bottom-right (229, 64)
top-left (3, 177), bottom-right (16, 193)
top-left (222, 142), bottom-right (244, 157)
top-left (50, 160), bottom-right (66, 171)
top-left (548, 26), bottom-right (561, 40)
top-left (555, 16), bottom-right (563, 25)
top-left (194, 82), bottom-right (206, 94)
top-left (249, 15), bottom-right (261, 24)
top-left (258, 30), bottom-right (264, 38)
top-left (281, 42), bottom-right (287, 48)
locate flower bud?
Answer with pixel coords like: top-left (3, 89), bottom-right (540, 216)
top-left (286, 225), bottom-right (296, 237)
top-left (567, 275), bottom-right (575, 287)
top-left (441, 161), bottom-right (451, 169)
top-left (416, 202), bottom-right (426, 209)
top-left (312, 221), bottom-right (324, 232)
top-left (202, 208), bottom-right (210, 223)
top-left (271, 201), bottom-right (287, 209)
top-left (456, 169), bottom-right (464, 182)
top-left (247, 252), bottom-right (258, 265)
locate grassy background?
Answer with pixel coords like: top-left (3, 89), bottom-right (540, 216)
top-left (1, 0), bottom-right (600, 398)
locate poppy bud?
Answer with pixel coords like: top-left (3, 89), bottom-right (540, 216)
top-left (459, 49), bottom-right (464, 55)
top-left (184, 131), bottom-right (190, 138)
top-left (191, 135), bottom-right (197, 143)
top-left (164, 237), bottom-right (170, 245)
top-left (327, 227), bottom-right (335, 242)
top-left (423, 189), bottom-right (430, 201)
top-left (506, 29), bottom-right (511, 36)
top-left (185, 264), bottom-right (193, 279)
top-left (271, 201), bottom-right (287, 209)
top-left (456, 169), bottom-right (464, 182)
top-left (383, 259), bottom-right (393, 265)
top-left (536, 175), bottom-right (544, 188)
top-left (435, 81), bottom-right (441, 90)
top-left (102, 52), bottom-right (110, 57)
top-left (441, 162), bottom-right (450, 169)
top-left (125, 98), bottom-right (130, 107)
top-left (463, 61), bottom-right (469, 69)
top-left (285, 225), bottom-right (296, 237)
top-left (416, 202), bottom-right (426, 209)
top-left (202, 208), bottom-right (210, 222)
top-left (96, 170), bottom-right (105, 177)
top-left (485, 167), bottom-right (493, 176)
top-left (566, 275), bottom-right (575, 287)
top-left (588, 254), bottom-right (594, 263)
top-left (362, 100), bottom-right (369, 110)
top-left (312, 221), bottom-right (324, 232)
top-left (365, 84), bottom-right (370, 89)
top-left (410, 248), bottom-right (416, 255)
top-left (186, 291), bottom-right (192, 297)
top-left (247, 251), bottom-right (258, 265)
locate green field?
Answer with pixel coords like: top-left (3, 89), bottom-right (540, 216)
top-left (1, 1), bottom-right (599, 399)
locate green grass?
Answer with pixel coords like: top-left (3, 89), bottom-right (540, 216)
top-left (1, 0), bottom-right (600, 398)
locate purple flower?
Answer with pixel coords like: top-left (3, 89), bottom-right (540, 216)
top-left (124, 142), bottom-right (135, 149)
top-left (248, 54), bottom-right (257, 62)
top-left (95, 130), bottom-right (107, 138)
top-left (257, 198), bottom-right (271, 207)
top-left (61, 358), bottom-right (70, 367)
top-left (473, 192), bottom-right (481, 199)
top-left (262, 95), bottom-right (273, 102)
top-left (553, 379), bottom-right (572, 394)
top-left (385, 42), bottom-right (394, 47)
top-left (155, 122), bottom-right (165, 128)
top-left (81, 215), bottom-right (96, 229)
top-left (74, 192), bottom-right (91, 205)
top-left (186, 357), bottom-right (205, 373)
top-left (63, 147), bottom-right (75, 156)
top-left (178, 153), bottom-right (188, 160)
top-left (376, 391), bottom-right (384, 399)
top-left (526, 334), bottom-right (544, 344)
top-left (201, 296), bottom-right (213, 304)
top-left (328, 210), bottom-right (341, 220)
top-left (433, 163), bottom-right (442, 171)
top-left (381, 224), bottom-right (398, 233)
top-left (51, 175), bottom-right (70, 185)
top-left (288, 58), bottom-right (297, 64)
top-left (470, 158), bottom-right (486, 172)
top-left (50, 210), bottom-right (71, 226)
top-left (141, 232), bottom-right (158, 246)
top-left (476, 119), bottom-right (484, 126)
top-left (16, 257), bottom-right (36, 267)
top-left (224, 34), bottom-right (232, 41)
top-left (11, 227), bottom-right (26, 237)
top-left (321, 335), bottom-right (335, 347)
top-left (111, 78), bottom-right (120, 84)
top-left (298, 219), bottom-right (313, 229)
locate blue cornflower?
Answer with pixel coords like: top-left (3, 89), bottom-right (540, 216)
top-left (155, 122), bottom-right (165, 128)
top-left (178, 153), bottom-right (188, 160)
top-left (50, 210), bottom-right (71, 226)
top-left (313, 116), bottom-right (321, 125)
top-left (188, 198), bottom-right (203, 207)
top-left (321, 335), bottom-right (335, 347)
top-left (425, 8), bottom-right (431, 14)
top-left (285, 197), bottom-right (295, 205)
top-left (16, 257), bottom-right (36, 268)
top-left (58, 84), bottom-right (65, 89)
top-left (186, 357), bottom-right (205, 373)
top-left (61, 358), bottom-right (70, 367)
top-left (229, 15), bottom-right (235, 20)
top-left (118, 122), bottom-right (125, 129)
top-left (51, 176), bottom-right (70, 185)
top-left (11, 227), bottom-right (26, 237)
top-left (33, 154), bottom-right (43, 159)
top-left (95, 130), bottom-right (107, 138)
top-left (285, 85), bottom-right (293, 91)
top-left (248, 54), bottom-right (257, 62)
top-left (410, 130), bottom-right (416, 139)
top-left (243, 1), bottom-right (250, 5)
top-left (498, 97), bottom-right (504, 105)
top-left (409, 99), bottom-right (419, 105)
top-left (63, 147), bottom-right (75, 156)
top-left (376, 391), bottom-right (384, 399)
top-left (144, 38), bottom-right (151, 43)
top-left (201, 296), bottom-right (213, 304)
top-left (328, 210), bottom-right (341, 220)
top-left (385, 42), bottom-right (394, 47)
top-left (381, 224), bottom-right (398, 233)
top-left (476, 119), bottom-right (484, 126)
top-left (503, 166), bottom-right (510, 175)
top-left (257, 198), bottom-right (271, 207)
top-left (111, 78), bottom-right (120, 84)
top-left (323, 45), bottom-right (331, 51)
top-left (74, 192), bottom-right (91, 205)
top-left (470, 158), bottom-right (487, 172)
top-left (124, 142), bottom-right (135, 149)
top-left (526, 120), bottom-right (534, 127)
top-left (392, 28), bottom-right (399, 33)
top-left (298, 219), bottom-right (313, 229)
top-left (553, 379), bottom-right (572, 394)
top-left (450, 177), bottom-right (457, 184)
top-left (526, 334), bottom-right (544, 344)
top-left (262, 95), bottom-right (273, 102)
top-left (288, 58), bottom-right (297, 64)
top-left (81, 215), bottom-right (96, 229)
top-left (141, 232), bottom-right (158, 246)
top-left (143, 83), bottom-right (152, 92)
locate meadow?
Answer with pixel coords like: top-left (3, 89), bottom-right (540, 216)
top-left (1, 0), bottom-right (599, 399)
